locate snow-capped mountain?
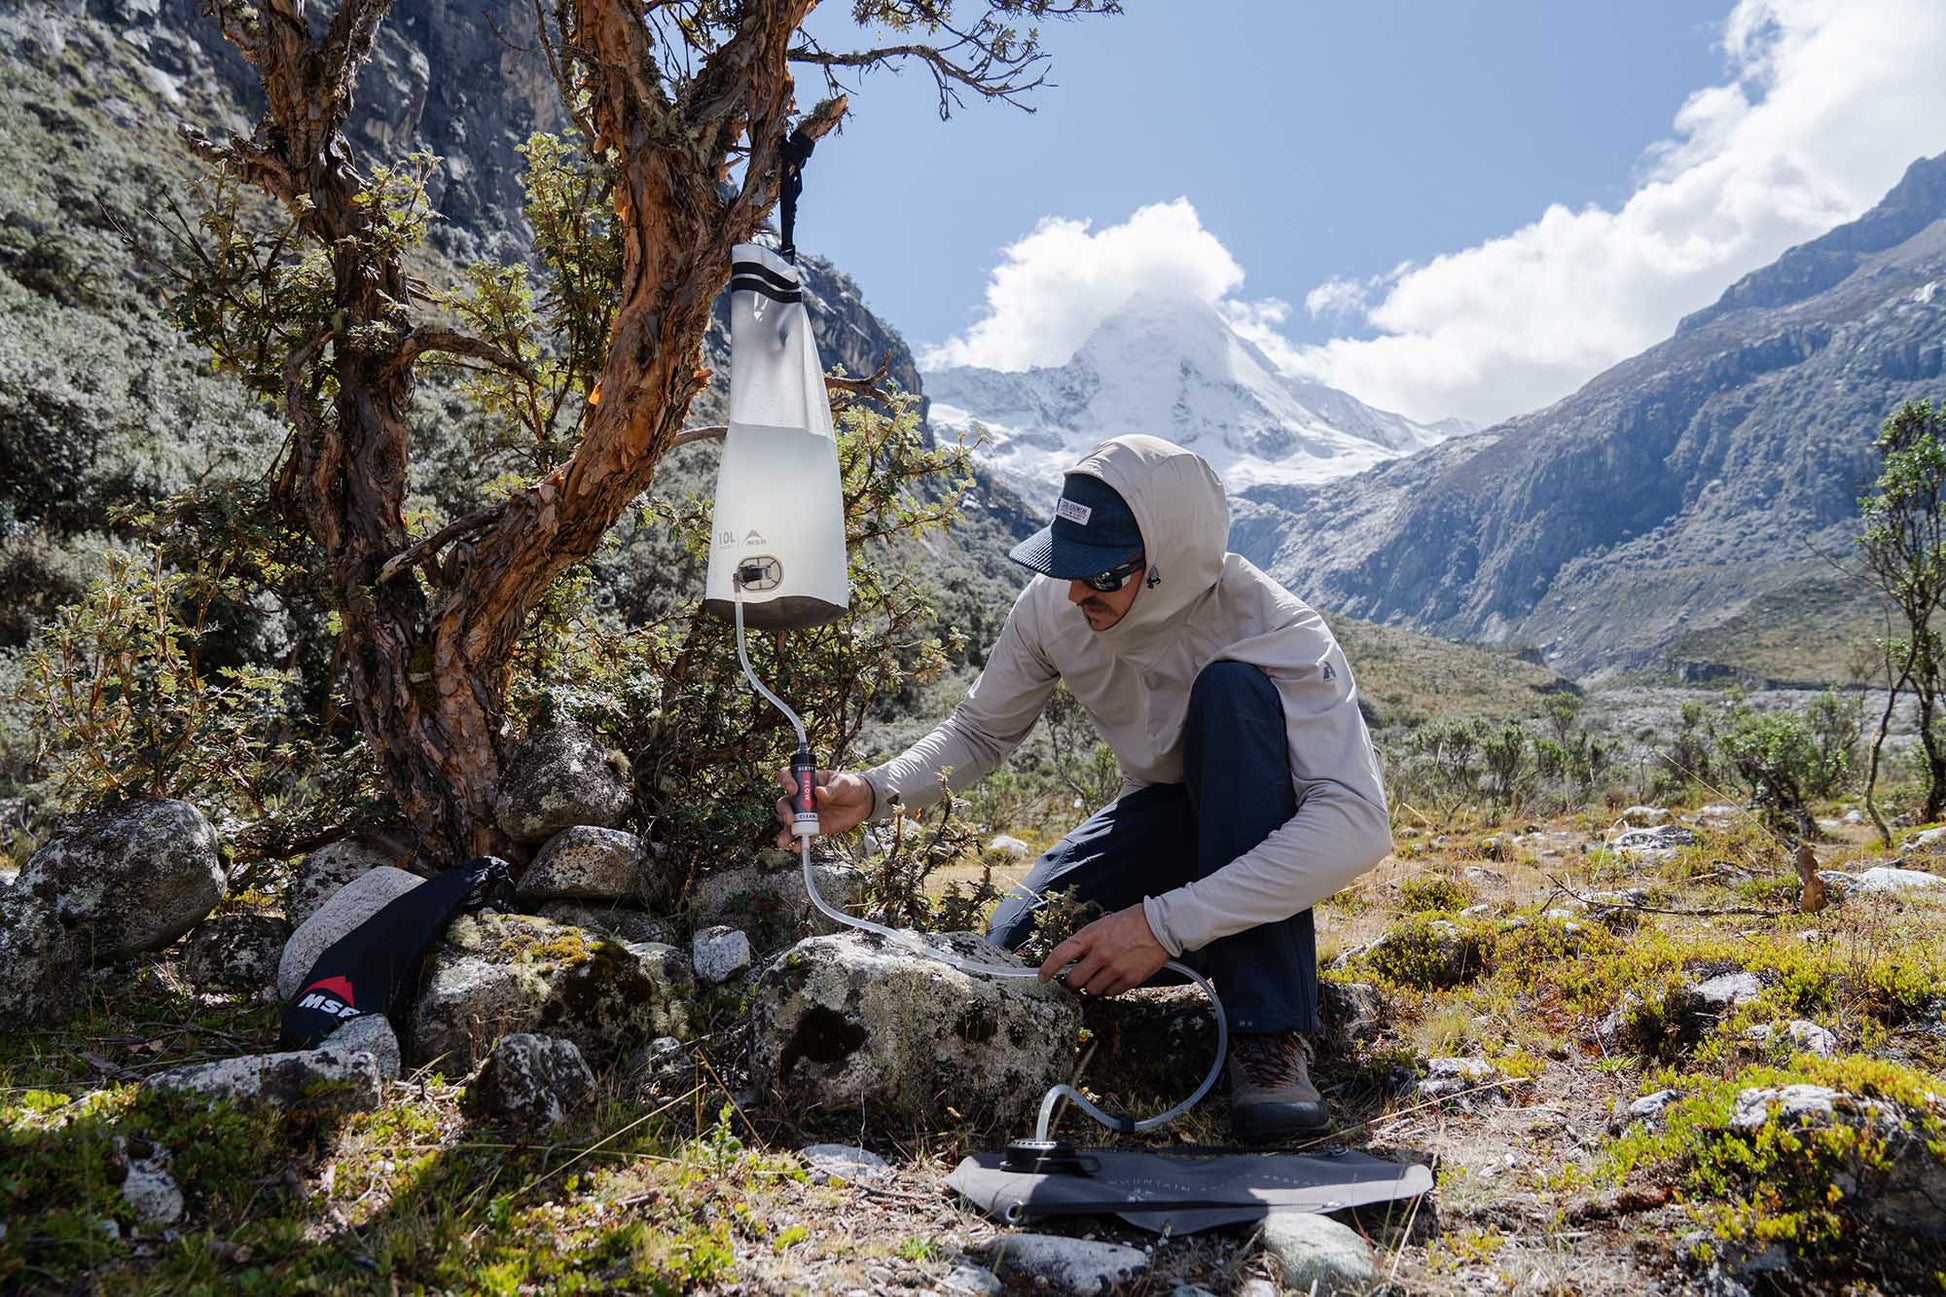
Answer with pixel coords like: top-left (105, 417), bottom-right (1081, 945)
top-left (924, 292), bottom-right (1468, 508)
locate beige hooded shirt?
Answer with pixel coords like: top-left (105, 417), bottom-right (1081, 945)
top-left (861, 434), bottom-right (1392, 956)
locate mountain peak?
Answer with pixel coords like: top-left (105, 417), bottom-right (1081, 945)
top-left (925, 290), bottom-right (1458, 508)
top-left (1680, 150), bottom-right (1946, 333)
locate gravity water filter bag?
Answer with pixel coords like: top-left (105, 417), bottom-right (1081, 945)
top-left (704, 244), bottom-right (850, 629)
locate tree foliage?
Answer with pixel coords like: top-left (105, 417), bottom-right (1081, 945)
top-left (1856, 399), bottom-right (1946, 836)
top-left (161, 0), bottom-right (1114, 861)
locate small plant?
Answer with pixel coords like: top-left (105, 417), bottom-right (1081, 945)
top-left (1398, 871), bottom-right (1474, 914)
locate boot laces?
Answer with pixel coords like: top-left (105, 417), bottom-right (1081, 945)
top-left (1233, 1032), bottom-right (1302, 1089)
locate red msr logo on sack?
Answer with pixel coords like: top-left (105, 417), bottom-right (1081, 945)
top-left (297, 975), bottom-right (361, 1019)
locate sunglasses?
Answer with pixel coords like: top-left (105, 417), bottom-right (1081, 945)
top-left (1080, 555), bottom-right (1145, 593)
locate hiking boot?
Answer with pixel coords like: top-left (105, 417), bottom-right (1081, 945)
top-left (1228, 1031), bottom-right (1330, 1142)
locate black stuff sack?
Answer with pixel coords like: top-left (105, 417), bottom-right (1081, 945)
top-left (280, 854), bottom-right (512, 1049)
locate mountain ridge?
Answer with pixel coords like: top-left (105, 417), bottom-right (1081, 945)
top-left (1236, 152), bottom-right (1946, 680)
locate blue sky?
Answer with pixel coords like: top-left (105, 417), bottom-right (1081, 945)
top-left (790, 1), bottom-right (1946, 425)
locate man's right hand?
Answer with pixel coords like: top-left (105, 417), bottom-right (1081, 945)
top-left (773, 768), bottom-right (875, 848)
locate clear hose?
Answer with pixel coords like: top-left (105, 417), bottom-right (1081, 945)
top-left (733, 587), bottom-right (1228, 1140)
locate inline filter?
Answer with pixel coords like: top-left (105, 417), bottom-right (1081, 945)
top-left (703, 243), bottom-right (849, 631)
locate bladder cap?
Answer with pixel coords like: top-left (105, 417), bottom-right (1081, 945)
top-left (704, 242), bottom-right (850, 630)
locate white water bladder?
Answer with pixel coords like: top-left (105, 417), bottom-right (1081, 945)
top-left (703, 243), bottom-right (849, 630)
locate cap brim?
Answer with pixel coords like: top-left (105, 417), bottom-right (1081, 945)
top-left (1007, 525), bottom-right (1143, 580)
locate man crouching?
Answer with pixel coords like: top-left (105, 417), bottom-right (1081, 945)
top-left (775, 433), bottom-right (1392, 1140)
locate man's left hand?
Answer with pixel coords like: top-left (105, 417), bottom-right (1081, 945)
top-left (1039, 904), bottom-right (1170, 998)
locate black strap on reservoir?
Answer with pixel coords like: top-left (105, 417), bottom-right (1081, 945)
top-left (778, 124), bottom-right (818, 263)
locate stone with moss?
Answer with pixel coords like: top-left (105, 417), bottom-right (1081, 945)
top-left (690, 853), bottom-right (868, 948)
top-left (141, 1044), bottom-right (384, 1113)
top-left (18, 798), bottom-right (225, 960)
top-left (1604, 1058), bottom-right (1946, 1256)
top-left (493, 727), bottom-right (633, 844)
top-left (182, 911), bottom-right (289, 996)
top-left (409, 913), bottom-right (689, 1073)
top-left (516, 825), bottom-right (663, 905)
top-left (0, 887), bottom-right (81, 1027)
top-left (748, 929), bottom-right (1081, 1131)
top-left (533, 899), bottom-right (675, 947)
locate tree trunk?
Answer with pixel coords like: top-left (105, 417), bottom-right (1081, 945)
top-left (203, 0), bottom-right (827, 862)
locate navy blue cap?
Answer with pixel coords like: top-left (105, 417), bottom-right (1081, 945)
top-left (1008, 473), bottom-right (1145, 579)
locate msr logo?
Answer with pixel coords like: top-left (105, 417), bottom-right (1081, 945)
top-left (297, 975), bottom-right (362, 1019)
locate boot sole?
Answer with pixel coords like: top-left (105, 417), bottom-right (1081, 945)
top-left (1230, 1100), bottom-right (1333, 1144)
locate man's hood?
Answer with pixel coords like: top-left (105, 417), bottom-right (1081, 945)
top-left (1065, 435), bottom-right (1228, 646)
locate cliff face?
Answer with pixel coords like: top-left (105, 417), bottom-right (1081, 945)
top-left (1241, 154), bottom-right (1946, 678)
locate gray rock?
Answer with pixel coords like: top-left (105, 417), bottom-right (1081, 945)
top-left (986, 835), bottom-right (1032, 859)
top-left (1784, 1019), bottom-right (1837, 1057)
top-left (288, 838), bottom-right (398, 928)
top-left (1905, 825), bottom-right (1946, 852)
top-left (329, 1013), bottom-right (401, 1083)
top-left (749, 930), bottom-right (1081, 1129)
top-left (1730, 1083), bottom-right (1846, 1131)
top-left (494, 728), bottom-right (632, 844)
top-left (278, 867), bottom-right (424, 1000)
top-left (1320, 980), bottom-right (1384, 1044)
top-left (1419, 1056), bottom-right (1499, 1101)
top-left (1261, 1211), bottom-right (1376, 1295)
top-left (409, 914), bottom-right (689, 1073)
top-left (517, 826), bottom-right (663, 905)
top-left (690, 854), bottom-right (868, 946)
top-left (468, 1032), bottom-right (597, 1129)
top-left (1169, 1287), bottom-right (1220, 1297)
top-left (533, 901), bottom-right (674, 947)
top-left (1610, 824), bottom-right (1698, 860)
top-left (143, 1045), bottom-right (384, 1113)
top-left (1610, 1088), bottom-right (1682, 1133)
top-left (984, 1233), bottom-right (1148, 1296)
top-left (799, 1142), bottom-right (892, 1184)
top-left (0, 889), bottom-right (80, 1028)
top-left (19, 798), bottom-right (226, 960)
top-left (183, 912), bottom-right (290, 995)
top-left (1695, 805), bottom-right (1744, 827)
top-left (942, 1263), bottom-right (1003, 1296)
top-left (1618, 805), bottom-right (1671, 826)
top-left (1691, 971), bottom-right (1765, 1009)
top-left (692, 925), bottom-right (752, 984)
top-left (1235, 1282), bottom-right (1278, 1297)
top-left (1846, 866), bottom-right (1945, 896)
top-left (117, 1140), bottom-right (183, 1227)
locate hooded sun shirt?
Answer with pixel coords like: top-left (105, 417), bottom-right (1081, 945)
top-left (861, 434), bottom-right (1393, 956)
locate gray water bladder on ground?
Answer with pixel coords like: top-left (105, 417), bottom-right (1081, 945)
top-left (948, 1145), bottom-right (1433, 1234)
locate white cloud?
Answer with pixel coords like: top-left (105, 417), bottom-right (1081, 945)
top-left (921, 199), bottom-right (1250, 371)
top-left (1302, 275), bottom-right (1376, 321)
top-left (928, 0), bottom-right (1946, 427)
top-left (1291, 0), bottom-right (1946, 425)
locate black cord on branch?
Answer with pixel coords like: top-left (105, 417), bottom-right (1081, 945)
top-left (777, 125), bottom-right (818, 263)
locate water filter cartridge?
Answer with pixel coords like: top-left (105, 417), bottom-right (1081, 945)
top-left (703, 243), bottom-right (850, 630)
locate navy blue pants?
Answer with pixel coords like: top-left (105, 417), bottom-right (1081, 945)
top-left (987, 661), bottom-right (1319, 1034)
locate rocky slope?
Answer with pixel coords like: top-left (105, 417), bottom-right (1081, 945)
top-left (927, 292), bottom-right (1464, 510)
top-left (1237, 154), bottom-right (1946, 681)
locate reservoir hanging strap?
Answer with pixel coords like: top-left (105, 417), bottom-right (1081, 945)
top-left (777, 124), bottom-right (818, 263)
